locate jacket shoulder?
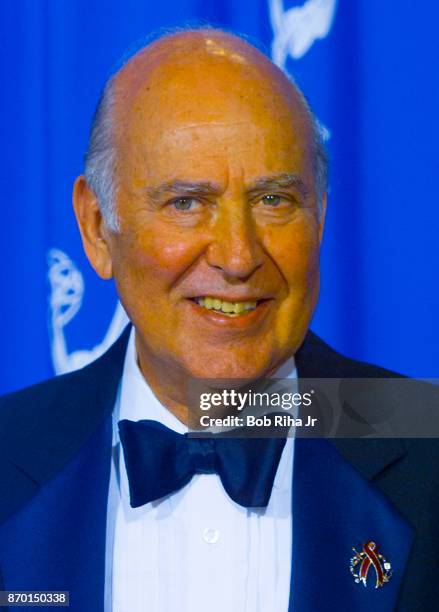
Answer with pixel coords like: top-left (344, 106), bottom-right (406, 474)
top-left (0, 360), bottom-right (107, 443)
top-left (1, 367), bottom-right (91, 414)
top-left (298, 331), bottom-right (403, 378)
top-left (0, 325), bottom-right (130, 438)
top-left (0, 329), bottom-right (130, 524)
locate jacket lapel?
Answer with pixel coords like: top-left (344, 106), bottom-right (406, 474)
top-left (292, 331), bottom-right (415, 611)
top-left (290, 438), bottom-right (414, 612)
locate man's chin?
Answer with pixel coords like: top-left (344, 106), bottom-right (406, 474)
top-left (182, 357), bottom-right (273, 387)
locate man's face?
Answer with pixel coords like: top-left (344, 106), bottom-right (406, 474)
top-left (102, 45), bottom-right (324, 382)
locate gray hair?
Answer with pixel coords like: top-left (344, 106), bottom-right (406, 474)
top-left (84, 29), bottom-right (328, 232)
top-left (84, 76), bottom-right (119, 231)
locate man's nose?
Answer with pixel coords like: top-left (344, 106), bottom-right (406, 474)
top-left (205, 207), bottom-right (263, 281)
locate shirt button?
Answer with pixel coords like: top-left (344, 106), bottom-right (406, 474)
top-left (202, 527), bottom-right (220, 544)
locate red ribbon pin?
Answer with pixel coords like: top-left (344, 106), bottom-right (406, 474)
top-left (350, 541), bottom-right (392, 588)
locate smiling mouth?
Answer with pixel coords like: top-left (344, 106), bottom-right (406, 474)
top-left (192, 296), bottom-right (261, 316)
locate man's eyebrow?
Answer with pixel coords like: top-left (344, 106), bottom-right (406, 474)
top-left (246, 173), bottom-right (309, 198)
top-left (145, 174), bottom-right (310, 201)
top-left (146, 180), bottom-right (221, 201)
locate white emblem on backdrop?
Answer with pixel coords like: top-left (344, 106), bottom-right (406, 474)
top-left (269, 0), bottom-right (337, 144)
top-left (269, 0), bottom-right (338, 68)
top-left (48, 248), bottom-right (128, 374)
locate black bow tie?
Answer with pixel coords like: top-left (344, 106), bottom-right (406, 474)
top-left (118, 419), bottom-right (287, 508)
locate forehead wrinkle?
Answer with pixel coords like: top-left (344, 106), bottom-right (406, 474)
top-left (165, 121), bottom-right (251, 133)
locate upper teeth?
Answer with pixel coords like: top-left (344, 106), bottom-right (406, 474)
top-left (196, 297), bottom-right (258, 314)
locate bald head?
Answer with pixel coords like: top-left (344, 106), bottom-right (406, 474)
top-left (84, 28), bottom-right (327, 231)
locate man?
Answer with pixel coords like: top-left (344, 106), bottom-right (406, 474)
top-left (0, 28), bottom-right (438, 612)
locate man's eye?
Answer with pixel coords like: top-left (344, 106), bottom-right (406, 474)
top-left (171, 197), bottom-right (199, 211)
top-left (262, 194), bottom-right (282, 206)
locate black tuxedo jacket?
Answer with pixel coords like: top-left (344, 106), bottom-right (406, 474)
top-left (0, 326), bottom-right (438, 611)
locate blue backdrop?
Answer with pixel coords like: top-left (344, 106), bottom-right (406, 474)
top-left (1, 0), bottom-right (438, 395)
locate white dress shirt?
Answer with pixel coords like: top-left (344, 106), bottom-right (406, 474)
top-left (105, 329), bottom-right (296, 612)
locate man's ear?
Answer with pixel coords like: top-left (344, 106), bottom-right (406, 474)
top-left (72, 175), bottom-right (113, 279)
top-left (318, 192), bottom-right (327, 244)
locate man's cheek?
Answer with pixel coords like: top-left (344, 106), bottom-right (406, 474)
top-left (126, 231), bottom-right (204, 282)
top-left (273, 289), bottom-right (317, 350)
top-left (267, 240), bottom-right (318, 283)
